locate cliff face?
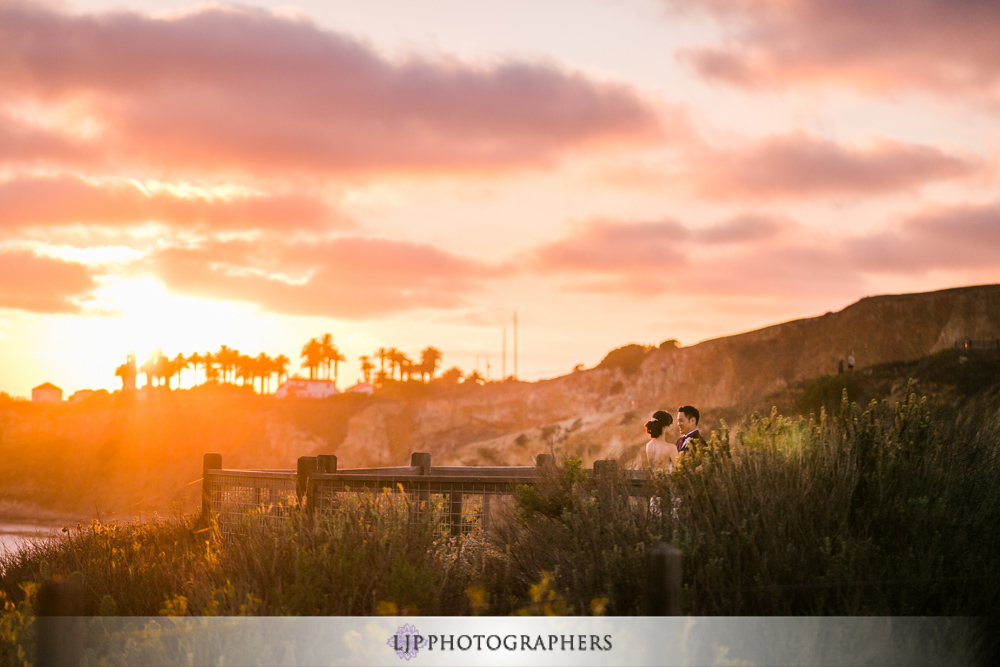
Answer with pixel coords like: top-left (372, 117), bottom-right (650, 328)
top-left (333, 285), bottom-right (1000, 466)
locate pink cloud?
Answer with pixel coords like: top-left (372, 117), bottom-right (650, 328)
top-left (532, 219), bottom-right (691, 273)
top-left (695, 213), bottom-right (792, 244)
top-left (140, 236), bottom-right (503, 318)
top-left (852, 202), bottom-right (1000, 273)
top-left (0, 3), bottom-right (661, 175)
top-left (688, 134), bottom-right (979, 198)
top-left (0, 249), bottom-right (96, 313)
top-left (0, 113), bottom-right (97, 166)
top-left (527, 204), bottom-right (1000, 297)
top-left (0, 175), bottom-right (344, 232)
top-left (531, 214), bottom-right (790, 275)
top-left (670, 0), bottom-right (1000, 100)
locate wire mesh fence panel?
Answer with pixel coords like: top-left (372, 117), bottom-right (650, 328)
top-left (312, 477), bottom-right (525, 536)
top-left (209, 471), bottom-right (297, 539)
top-left (206, 460), bottom-right (651, 540)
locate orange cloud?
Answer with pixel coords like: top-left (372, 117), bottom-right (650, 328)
top-left (0, 249), bottom-right (96, 313)
top-left (687, 134), bottom-right (979, 199)
top-left (671, 0), bottom-right (1000, 99)
top-left (0, 175), bottom-right (344, 233)
top-left (140, 237), bottom-right (503, 318)
top-left (0, 3), bottom-right (661, 176)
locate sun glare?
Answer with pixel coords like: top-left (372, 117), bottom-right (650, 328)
top-left (87, 277), bottom-right (262, 374)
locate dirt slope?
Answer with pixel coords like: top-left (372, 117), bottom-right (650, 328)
top-left (332, 285), bottom-right (1000, 466)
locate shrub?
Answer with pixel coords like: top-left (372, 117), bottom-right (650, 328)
top-left (598, 344), bottom-right (651, 376)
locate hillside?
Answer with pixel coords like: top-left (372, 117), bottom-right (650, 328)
top-left (331, 284), bottom-right (1000, 466)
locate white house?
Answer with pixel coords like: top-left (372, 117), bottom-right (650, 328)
top-left (345, 382), bottom-right (374, 396)
top-left (275, 378), bottom-right (340, 399)
top-left (32, 383), bottom-right (62, 403)
top-left (69, 389), bottom-right (95, 403)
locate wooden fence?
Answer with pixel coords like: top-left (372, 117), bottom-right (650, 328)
top-left (32, 454), bottom-right (678, 661)
top-left (954, 338), bottom-right (1000, 350)
top-left (202, 452), bottom-right (652, 539)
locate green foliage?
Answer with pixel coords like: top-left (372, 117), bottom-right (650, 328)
top-left (657, 387), bottom-right (1000, 614)
top-left (795, 372), bottom-right (863, 416)
top-left (598, 344), bottom-right (651, 376)
top-left (0, 583), bottom-right (35, 667)
top-left (502, 458), bottom-right (655, 615)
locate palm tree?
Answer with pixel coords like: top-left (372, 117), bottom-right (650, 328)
top-left (205, 360), bottom-right (220, 384)
top-left (236, 354), bottom-right (254, 387)
top-left (274, 354), bottom-right (290, 387)
top-left (301, 338), bottom-right (322, 380)
top-left (256, 353), bottom-right (272, 393)
top-left (359, 355), bottom-right (374, 384)
top-left (172, 353), bottom-right (188, 389)
top-left (153, 352), bottom-right (171, 388)
top-left (420, 346), bottom-right (443, 382)
top-left (188, 352), bottom-right (204, 386)
top-left (319, 333), bottom-right (335, 380)
top-left (386, 348), bottom-right (403, 380)
top-left (201, 352), bottom-right (218, 384)
top-left (376, 347), bottom-right (390, 376)
top-left (329, 346), bottom-right (345, 388)
top-left (217, 345), bottom-right (238, 384)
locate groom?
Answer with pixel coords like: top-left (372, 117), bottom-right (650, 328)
top-left (676, 405), bottom-right (705, 454)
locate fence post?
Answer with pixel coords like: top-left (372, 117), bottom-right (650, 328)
top-left (36, 580), bottom-right (85, 667)
top-left (593, 459), bottom-right (618, 479)
top-left (411, 452), bottom-right (431, 474)
top-left (644, 541), bottom-right (682, 615)
top-left (202, 453), bottom-right (222, 521)
top-left (317, 454), bottom-right (337, 473)
top-left (411, 452), bottom-right (431, 512)
top-left (297, 456), bottom-right (317, 509)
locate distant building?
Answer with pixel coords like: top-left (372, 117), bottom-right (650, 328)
top-left (32, 383), bottom-right (62, 403)
top-left (275, 378), bottom-right (340, 399)
top-left (69, 389), bottom-right (95, 403)
top-left (116, 353), bottom-right (137, 391)
top-left (345, 382), bottom-right (375, 396)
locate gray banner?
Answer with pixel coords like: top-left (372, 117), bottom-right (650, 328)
top-left (49, 616), bottom-right (994, 666)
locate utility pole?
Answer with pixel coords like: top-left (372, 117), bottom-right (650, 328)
top-left (502, 327), bottom-right (506, 380)
top-left (513, 311), bottom-right (518, 381)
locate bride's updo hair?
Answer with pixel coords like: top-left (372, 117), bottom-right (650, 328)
top-left (644, 410), bottom-right (673, 438)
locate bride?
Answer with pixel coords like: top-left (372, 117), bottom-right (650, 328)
top-left (645, 410), bottom-right (678, 471)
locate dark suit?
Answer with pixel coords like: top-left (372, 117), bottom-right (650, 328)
top-left (676, 429), bottom-right (705, 454)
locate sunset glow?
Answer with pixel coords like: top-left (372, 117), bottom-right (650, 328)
top-left (1, 0), bottom-right (999, 397)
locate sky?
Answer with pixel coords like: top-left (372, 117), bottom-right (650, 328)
top-left (1, 0), bottom-right (999, 397)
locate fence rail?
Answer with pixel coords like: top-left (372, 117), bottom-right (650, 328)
top-left (203, 452), bottom-right (651, 538)
top-left (954, 338), bottom-right (1000, 350)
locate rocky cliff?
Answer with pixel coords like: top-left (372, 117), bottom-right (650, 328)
top-left (331, 284), bottom-right (1000, 466)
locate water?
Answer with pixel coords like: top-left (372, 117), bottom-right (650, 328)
top-left (0, 523), bottom-right (61, 556)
